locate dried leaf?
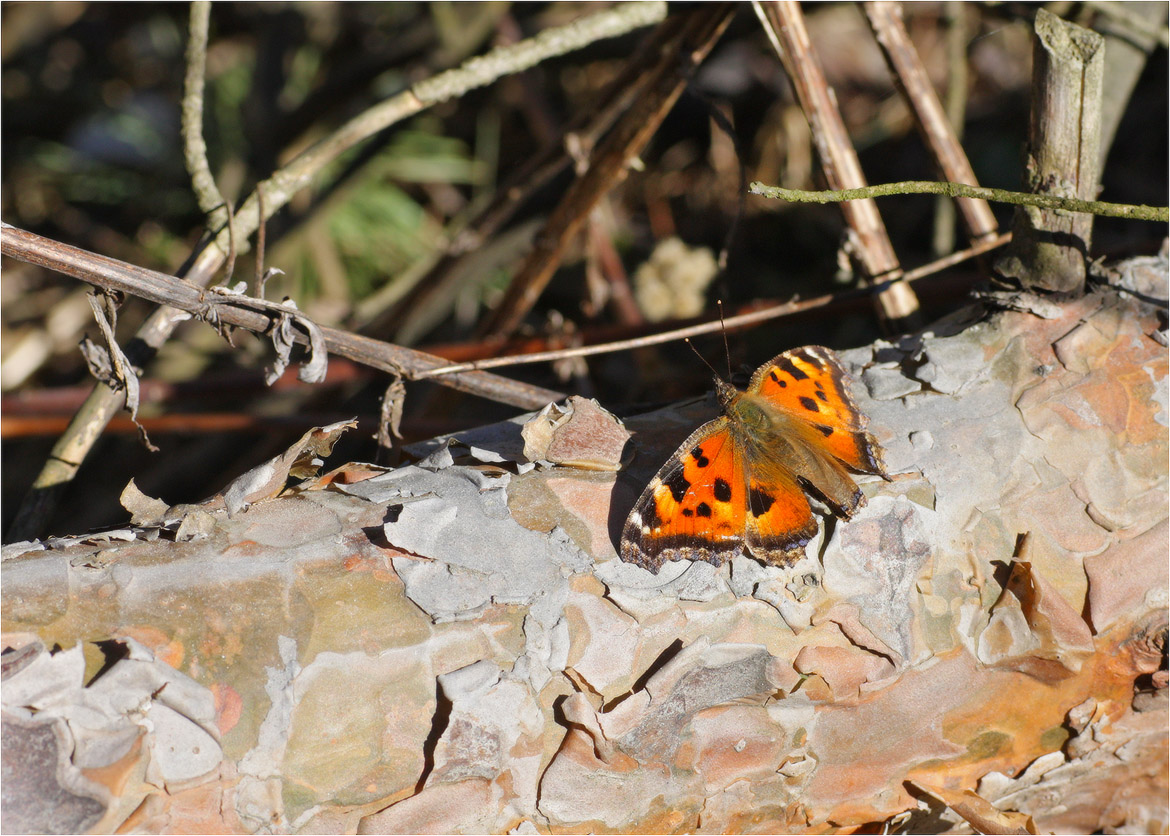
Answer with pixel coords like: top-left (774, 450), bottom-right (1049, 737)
top-left (82, 292), bottom-right (157, 452)
top-left (378, 374), bottom-right (407, 452)
top-left (119, 479), bottom-right (169, 526)
top-left (520, 395), bottom-right (629, 470)
top-left (220, 418), bottom-right (357, 514)
top-left (296, 307), bottom-right (328, 384)
top-left (264, 299), bottom-right (328, 385)
top-left (908, 780), bottom-right (1039, 835)
top-left (174, 509), bottom-right (217, 542)
top-left (78, 336), bottom-right (114, 381)
top-left (286, 418), bottom-right (356, 479)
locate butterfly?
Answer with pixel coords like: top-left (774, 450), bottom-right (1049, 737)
top-left (620, 345), bottom-right (890, 572)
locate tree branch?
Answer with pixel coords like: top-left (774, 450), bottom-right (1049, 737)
top-left (181, 0), bottom-right (226, 229)
top-left (749, 180), bottom-right (1169, 222)
top-left (0, 225), bottom-right (564, 411)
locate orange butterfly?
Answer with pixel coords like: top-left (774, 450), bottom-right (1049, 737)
top-left (620, 345), bottom-right (890, 572)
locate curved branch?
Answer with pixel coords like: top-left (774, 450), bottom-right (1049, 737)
top-left (181, 0), bottom-right (227, 229)
top-left (205, 1), bottom-right (669, 262)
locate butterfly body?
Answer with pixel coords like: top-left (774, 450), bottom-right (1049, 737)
top-left (620, 346), bottom-right (889, 573)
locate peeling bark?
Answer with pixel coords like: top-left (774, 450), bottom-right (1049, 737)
top-left (2, 256), bottom-right (1167, 834)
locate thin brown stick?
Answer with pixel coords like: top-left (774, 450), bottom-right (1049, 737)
top-left (753, 0), bottom-right (921, 330)
top-left (1, 225), bottom-right (565, 410)
top-left (901, 231), bottom-right (1010, 281)
top-left (419, 231), bottom-right (1011, 378)
top-left (254, 185), bottom-right (266, 298)
top-left (864, 1), bottom-right (998, 241)
top-left (479, 4), bottom-right (736, 340)
top-left (932, 1), bottom-right (969, 257)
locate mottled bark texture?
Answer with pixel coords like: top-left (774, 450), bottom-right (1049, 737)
top-left (3, 253), bottom-right (1167, 833)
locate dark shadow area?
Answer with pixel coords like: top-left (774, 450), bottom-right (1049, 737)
top-left (413, 678), bottom-right (453, 794)
top-left (85, 639), bottom-right (131, 687)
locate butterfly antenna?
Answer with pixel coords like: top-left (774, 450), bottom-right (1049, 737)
top-left (685, 338), bottom-right (722, 380)
top-left (717, 300), bottom-right (732, 380)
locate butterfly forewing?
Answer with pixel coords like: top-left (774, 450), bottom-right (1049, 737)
top-left (750, 346), bottom-right (888, 478)
top-left (620, 420), bottom-right (747, 571)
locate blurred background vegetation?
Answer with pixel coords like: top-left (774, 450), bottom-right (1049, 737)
top-left (2, 2), bottom-right (1166, 538)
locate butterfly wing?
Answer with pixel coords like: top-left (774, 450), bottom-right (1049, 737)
top-left (741, 462), bottom-right (817, 566)
top-left (621, 344), bottom-right (889, 573)
top-left (749, 345), bottom-right (889, 478)
top-left (620, 418), bottom-right (747, 573)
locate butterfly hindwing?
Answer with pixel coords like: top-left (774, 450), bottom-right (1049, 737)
top-left (750, 345), bottom-right (889, 478)
top-left (620, 420), bottom-right (746, 572)
top-left (742, 465), bottom-right (817, 566)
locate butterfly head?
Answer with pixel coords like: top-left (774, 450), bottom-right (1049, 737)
top-left (714, 377), bottom-right (741, 412)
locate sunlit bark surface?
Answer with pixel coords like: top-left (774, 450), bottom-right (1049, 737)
top-left (2, 256), bottom-right (1167, 834)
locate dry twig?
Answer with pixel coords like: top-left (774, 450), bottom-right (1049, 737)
top-left (418, 232), bottom-right (1011, 379)
top-left (749, 181), bottom-right (1168, 222)
top-left (864, 1), bottom-right (998, 242)
top-left (753, 0), bottom-right (922, 330)
top-left (1, 225), bottom-right (565, 412)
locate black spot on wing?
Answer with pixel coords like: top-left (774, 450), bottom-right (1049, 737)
top-left (691, 446), bottom-right (709, 468)
top-left (799, 396), bottom-right (819, 412)
top-left (713, 478), bottom-right (732, 503)
top-left (748, 487), bottom-right (775, 517)
top-left (816, 389), bottom-right (828, 401)
top-left (641, 498), bottom-right (663, 529)
top-left (769, 370), bottom-right (787, 388)
top-left (665, 470), bottom-right (690, 502)
top-left (814, 424), bottom-right (834, 437)
top-left (695, 502), bottom-right (712, 518)
top-left (793, 347), bottom-right (827, 367)
top-left (776, 355), bottom-right (809, 381)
